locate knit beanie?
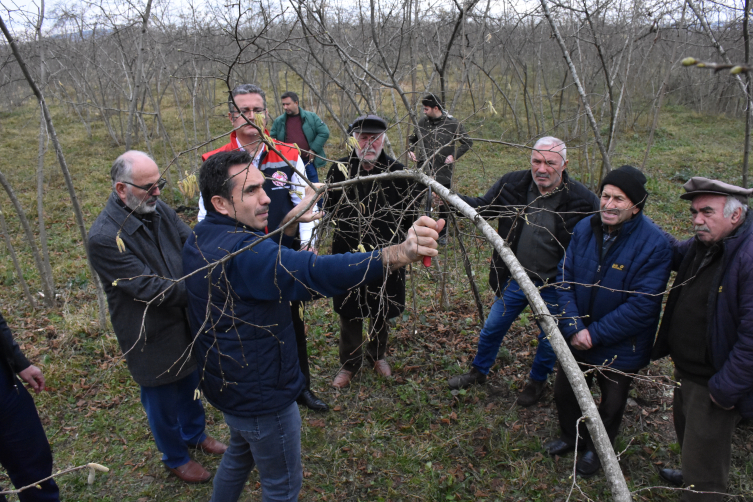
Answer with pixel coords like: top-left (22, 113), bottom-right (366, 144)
top-left (600, 165), bottom-right (648, 210)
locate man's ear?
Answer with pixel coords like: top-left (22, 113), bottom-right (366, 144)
top-left (228, 112), bottom-right (235, 124)
top-left (211, 195), bottom-right (231, 216)
top-left (562, 159), bottom-right (569, 171)
top-left (731, 207), bottom-right (743, 225)
top-left (114, 182), bottom-right (128, 202)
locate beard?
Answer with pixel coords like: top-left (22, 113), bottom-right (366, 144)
top-left (125, 189), bottom-right (158, 214)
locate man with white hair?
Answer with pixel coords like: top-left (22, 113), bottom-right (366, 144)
top-left (652, 177), bottom-right (753, 501)
top-left (447, 137), bottom-right (599, 406)
top-left (89, 151), bottom-right (226, 484)
top-left (324, 114), bottom-right (422, 388)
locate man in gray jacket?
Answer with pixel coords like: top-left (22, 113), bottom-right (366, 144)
top-left (409, 93), bottom-right (473, 242)
top-left (88, 151), bottom-right (226, 484)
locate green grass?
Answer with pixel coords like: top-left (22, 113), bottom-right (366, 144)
top-left (0, 96), bottom-right (752, 501)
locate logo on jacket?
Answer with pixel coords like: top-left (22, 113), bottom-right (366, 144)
top-left (271, 170), bottom-right (289, 187)
top-left (611, 263), bottom-right (625, 271)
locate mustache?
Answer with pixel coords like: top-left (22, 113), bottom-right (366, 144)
top-left (694, 225), bottom-right (710, 233)
top-left (256, 206), bottom-right (269, 216)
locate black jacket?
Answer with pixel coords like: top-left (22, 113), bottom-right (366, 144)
top-left (0, 311), bottom-right (30, 382)
top-left (459, 169), bottom-right (599, 295)
top-left (324, 152), bottom-right (422, 319)
top-left (88, 193), bottom-right (196, 387)
top-left (409, 113), bottom-right (472, 186)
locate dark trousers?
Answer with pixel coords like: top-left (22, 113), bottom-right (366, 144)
top-left (339, 315), bottom-right (389, 373)
top-left (291, 301), bottom-right (311, 389)
top-left (139, 369), bottom-right (207, 468)
top-left (554, 363), bottom-right (634, 453)
top-left (674, 373), bottom-right (741, 502)
top-left (0, 368), bottom-right (60, 502)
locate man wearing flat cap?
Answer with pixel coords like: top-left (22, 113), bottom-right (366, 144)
top-left (652, 177), bottom-right (753, 500)
top-left (409, 93), bottom-right (473, 243)
top-left (544, 165), bottom-right (672, 477)
top-left (324, 114), bottom-right (422, 388)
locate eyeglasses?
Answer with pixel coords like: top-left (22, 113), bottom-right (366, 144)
top-left (121, 178), bottom-right (167, 193)
top-left (232, 107), bottom-right (266, 118)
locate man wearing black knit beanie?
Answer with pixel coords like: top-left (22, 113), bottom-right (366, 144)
top-left (544, 164), bottom-right (673, 477)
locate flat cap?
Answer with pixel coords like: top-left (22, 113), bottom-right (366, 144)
top-left (680, 176), bottom-right (753, 203)
top-left (348, 114), bottom-right (388, 134)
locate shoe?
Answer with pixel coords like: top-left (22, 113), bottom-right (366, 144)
top-left (448, 367), bottom-right (487, 390)
top-left (658, 468), bottom-right (683, 487)
top-left (517, 379), bottom-right (547, 407)
top-left (332, 369), bottom-right (354, 388)
top-left (373, 359), bottom-right (392, 378)
top-left (189, 436), bottom-right (227, 455)
top-left (297, 389), bottom-right (329, 412)
top-left (544, 438), bottom-right (575, 457)
top-left (166, 460), bottom-right (211, 484)
top-left (576, 450), bottom-right (601, 478)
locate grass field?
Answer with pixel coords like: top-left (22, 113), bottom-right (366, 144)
top-left (0, 99), bottom-right (751, 501)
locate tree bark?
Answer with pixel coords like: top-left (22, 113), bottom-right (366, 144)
top-left (0, 209), bottom-right (37, 309)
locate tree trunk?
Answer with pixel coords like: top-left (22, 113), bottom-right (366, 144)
top-left (124, 0), bottom-right (153, 151)
top-left (0, 209), bottom-right (37, 309)
top-left (540, 0), bottom-right (612, 174)
top-left (0, 14), bottom-right (108, 329)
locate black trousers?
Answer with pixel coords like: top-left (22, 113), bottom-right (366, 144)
top-left (553, 362), bottom-right (635, 453)
top-left (673, 371), bottom-right (741, 502)
top-left (338, 315), bottom-right (389, 373)
top-left (291, 301), bottom-right (311, 390)
top-left (0, 368), bottom-right (60, 502)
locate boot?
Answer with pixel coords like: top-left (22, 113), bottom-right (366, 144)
top-left (517, 379), bottom-right (547, 407)
top-left (448, 367), bottom-right (487, 390)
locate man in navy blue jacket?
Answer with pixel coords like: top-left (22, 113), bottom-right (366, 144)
top-left (652, 177), bottom-right (753, 501)
top-left (546, 165), bottom-right (672, 477)
top-left (183, 150), bottom-right (443, 502)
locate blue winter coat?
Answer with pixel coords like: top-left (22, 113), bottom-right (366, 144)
top-left (653, 214), bottom-right (753, 418)
top-left (183, 212), bottom-right (384, 417)
top-left (557, 212), bottom-right (672, 371)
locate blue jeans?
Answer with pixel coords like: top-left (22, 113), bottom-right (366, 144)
top-left (303, 161), bottom-right (319, 183)
top-left (210, 402), bottom-right (302, 502)
top-left (140, 369), bottom-right (206, 468)
top-left (0, 368), bottom-right (60, 502)
top-left (472, 278), bottom-right (559, 382)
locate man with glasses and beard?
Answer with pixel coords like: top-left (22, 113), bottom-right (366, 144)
top-left (89, 150), bottom-right (226, 484)
top-left (324, 115), bottom-right (422, 388)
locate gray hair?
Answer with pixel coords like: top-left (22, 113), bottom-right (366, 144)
top-left (110, 151), bottom-right (154, 189)
top-left (228, 84), bottom-right (266, 113)
top-left (533, 136), bottom-right (567, 165)
top-left (723, 195), bottom-right (749, 218)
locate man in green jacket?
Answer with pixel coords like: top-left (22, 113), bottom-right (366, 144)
top-left (270, 91), bottom-right (330, 183)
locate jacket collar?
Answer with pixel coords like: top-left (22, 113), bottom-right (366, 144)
top-left (589, 209), bottom-right (644, 237)
top-left (711, 211), bottom-right (752, 257)
top-left (202, 210), bottom-right (263, 235)
top-left (103, 192), bottom-right (162, 236)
